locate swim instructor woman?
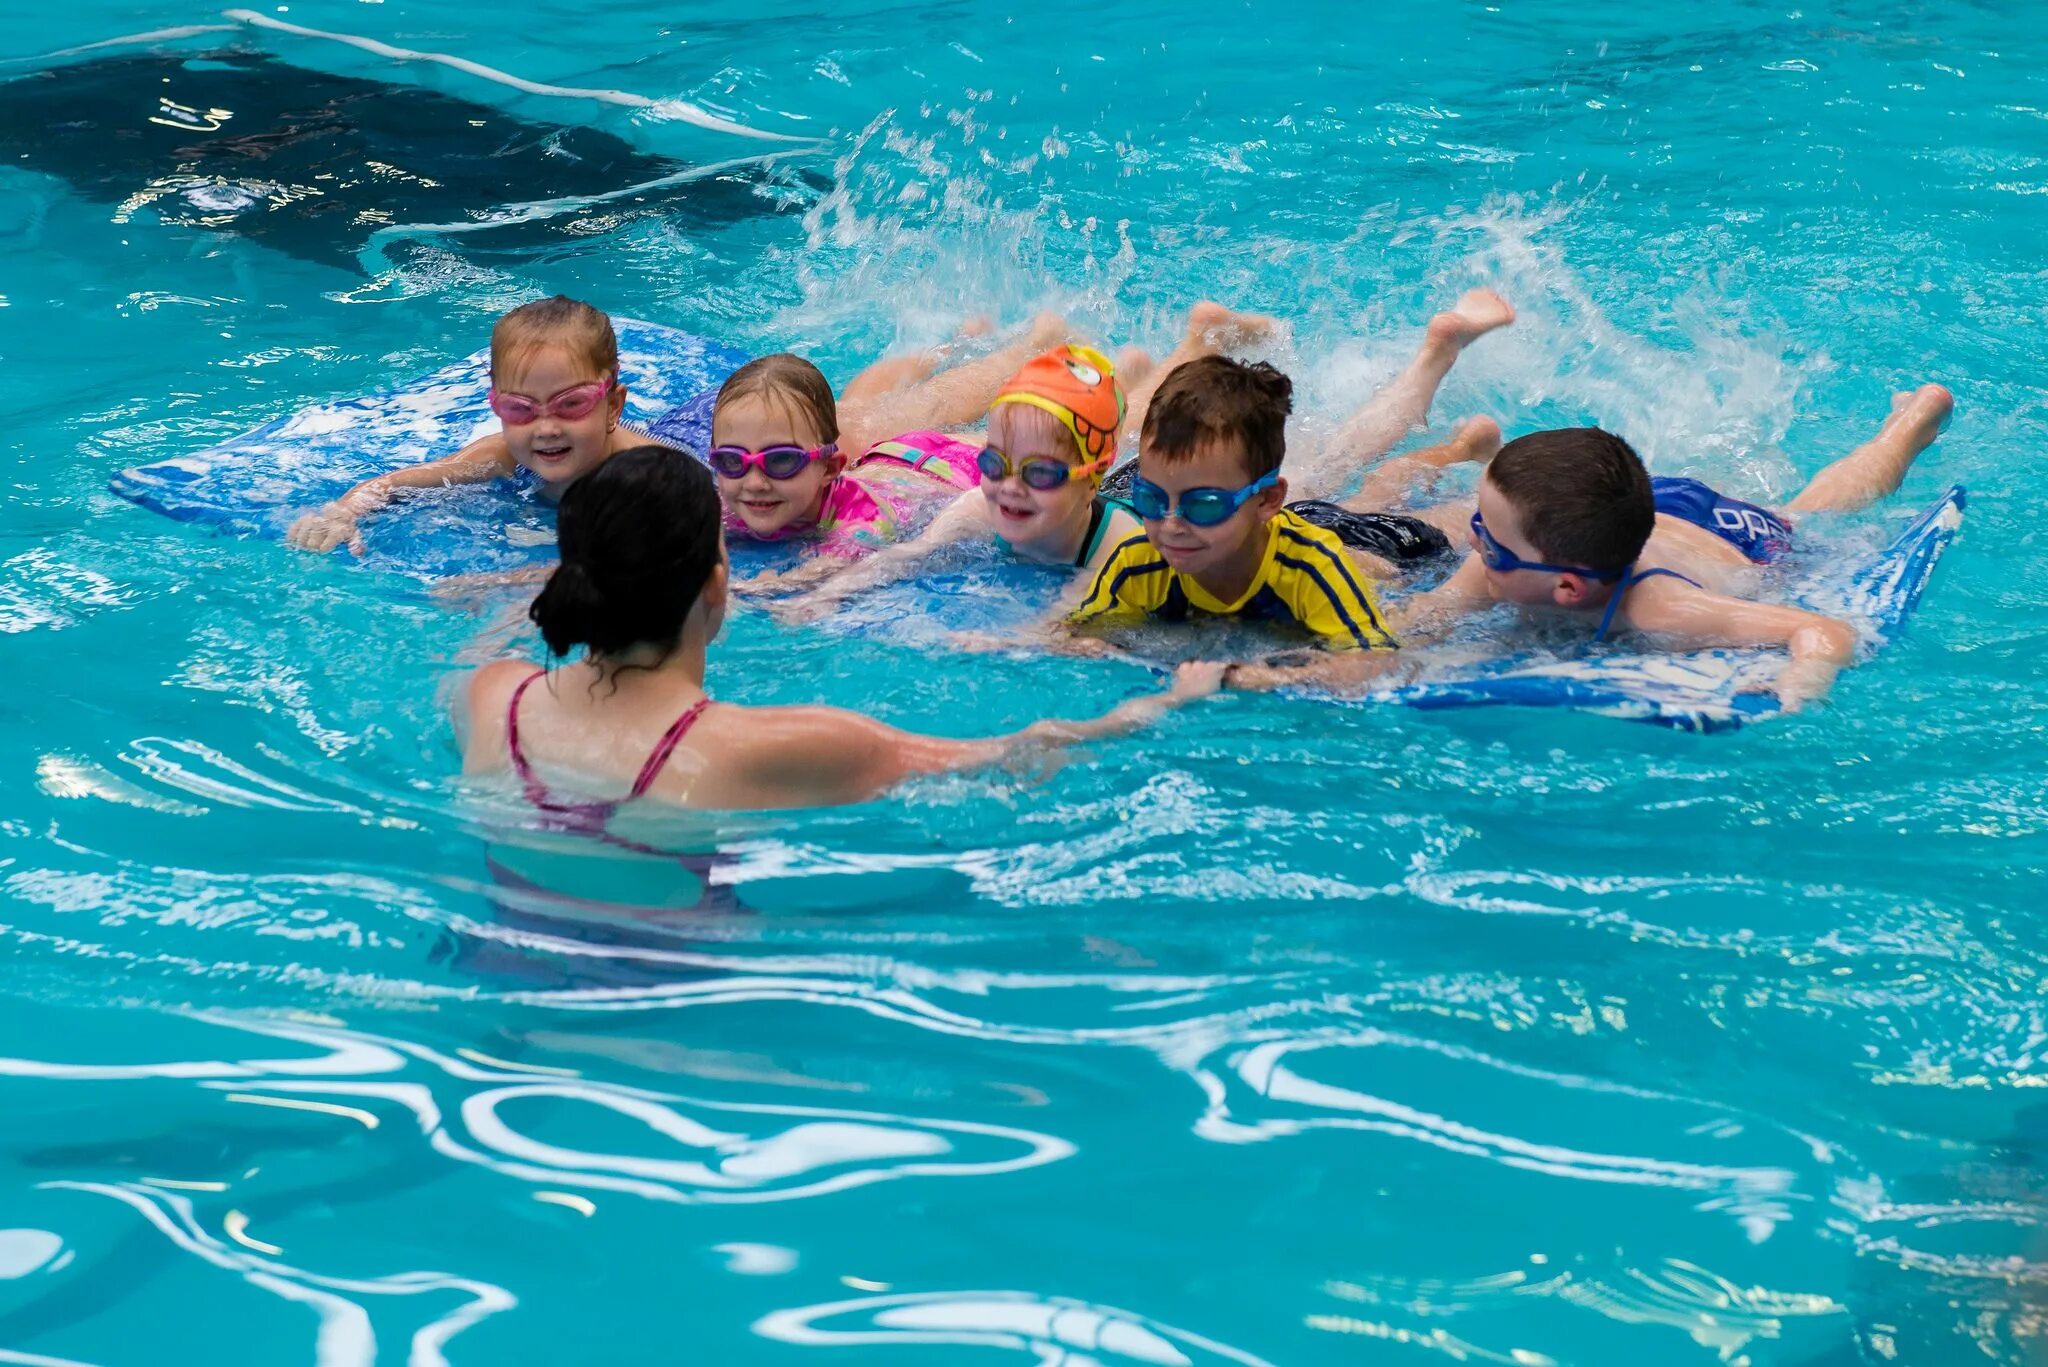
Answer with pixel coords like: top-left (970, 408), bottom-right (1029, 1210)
top-left (458, 445), bottom-right (1219, 813)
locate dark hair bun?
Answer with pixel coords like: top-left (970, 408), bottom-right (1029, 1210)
top-left (527, 446), bottom-right (723, 662)
top-left (531, 561), bottom-right (622, 659)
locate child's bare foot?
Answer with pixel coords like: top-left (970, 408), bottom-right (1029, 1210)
top-left (1431, 415), bottom-right (1502, 467)
top-left (1885, 383), bottom-right (1955, 440)
top-left (956, 315), bottom-right (995, 342)
top-left (1184, 300), bottom-right (1284, 355)
top-left (1116, 345), bottom-right (1157, 390)
top-left (1423, 289), bottom-right (1516, 353)
top-left (1026, 311), bottom-right (1070, 349)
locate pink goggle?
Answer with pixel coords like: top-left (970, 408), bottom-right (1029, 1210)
top-left (488, 378), bottom-right (613, 426)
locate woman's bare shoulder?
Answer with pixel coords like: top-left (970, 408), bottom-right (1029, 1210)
top-left (467, 659), bottom-right (540, 717)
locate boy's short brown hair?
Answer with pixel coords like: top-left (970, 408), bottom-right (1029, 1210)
top-left (1140, 355), bottom-right (1293, 479)
top-left (1487, 427), bottom-right (1655, 573)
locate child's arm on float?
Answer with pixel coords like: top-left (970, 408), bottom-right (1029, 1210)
top-left (749, 492), bottom-right (986, 612)
top-left (1218, 585), bottom-right (1409, 693)
top-left (1027, 563), bottom-right (1145, 658)
top-left (288, 432), bottom-right (518, 553)
top-left (1384, 552), bottom-right (1495, 642)
top-left (1222, 647), bottom-right (1409, 695)
top-left (1624, 580), bottom-right (1859, 712)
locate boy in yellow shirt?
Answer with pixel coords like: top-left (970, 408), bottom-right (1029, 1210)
top-left (1066, 355), bottom-right (1400, 652)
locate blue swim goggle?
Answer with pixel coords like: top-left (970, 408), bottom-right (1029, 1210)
top-left (1129, 469), bottom-right (1279, 528)
top-left (1470, 511), bottom-right (1625, 581)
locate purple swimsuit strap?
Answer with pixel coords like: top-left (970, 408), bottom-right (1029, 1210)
top-left (506, 670), bottom-right (713, 821)
top-left (626, 696), bottom-right (714, 799)
top-left (505, 670), bottom-right (554, 809)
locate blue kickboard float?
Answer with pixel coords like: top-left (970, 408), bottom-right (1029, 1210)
top-left (110, 321), bottom-right (1965, 729)
top-left (107, 319), bottom-right (749, 580)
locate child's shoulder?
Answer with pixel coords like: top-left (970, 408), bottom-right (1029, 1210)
top-left (1267, 505), bottom-right (1327, 538)
top-left (1266, 508), bottom-right (1378, 585)
top-left (1617, 568), bottom-right (1727, 631)
top-left (1091, 529), bottom-right (1166, 587)
top-left (1080, 505), bottom-right (1146, 572)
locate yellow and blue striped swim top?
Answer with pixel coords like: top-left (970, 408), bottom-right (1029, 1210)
top-left (1068, 508), bottom-right (1398, 651)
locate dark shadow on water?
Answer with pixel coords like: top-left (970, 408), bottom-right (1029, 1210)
top-left (0, 48), bottom-right (822, 273)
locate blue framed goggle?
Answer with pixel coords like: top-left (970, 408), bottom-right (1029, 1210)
top-left (1129, 469), bottom-right (1279, 527)
top-left (1469, 512), bottom-right (1625, 582)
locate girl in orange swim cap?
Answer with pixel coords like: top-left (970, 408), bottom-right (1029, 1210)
top-left (752, 340), bottom-right (1153, 620)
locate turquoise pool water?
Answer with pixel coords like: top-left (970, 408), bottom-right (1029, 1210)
top-left (3, 2), bottom-right (2045, 1363)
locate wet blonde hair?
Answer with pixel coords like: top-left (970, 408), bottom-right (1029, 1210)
top-left (987, 401), bottom-right (1085, 465)
top-left (713, 353), bottom-right (840, 446)
top-left (491, 295), bottom-right (618, 383)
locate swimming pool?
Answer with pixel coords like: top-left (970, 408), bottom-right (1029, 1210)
top-left (2, 1), bottom-right (2044, 1362)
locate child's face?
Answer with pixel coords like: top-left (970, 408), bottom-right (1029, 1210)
top-left (1135, 440), bottom-right (1282, 583)
top-left (494, 345), bottom-right (621, 487)
top-left (712, 393), bottom-right (839, 539)
top-left (979, 411), bottom-right (1094, 545)
top-left (1472, 476), bottom-right (1571, 607)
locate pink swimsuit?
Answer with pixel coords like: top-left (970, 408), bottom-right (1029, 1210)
top-left (506, 670), bottom-right (711, 831)
top-left (484, 671), bottom-right (739, 926)
top-left (722, 430), bottom-right (982, 557)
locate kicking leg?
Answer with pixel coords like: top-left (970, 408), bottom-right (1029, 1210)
top-left (1783, 384), bottom-right (1954, 517)
top-left (839, 312), bottom-right (1069, 452)
top-left (1114, 345), bottom-right (1157, 400)
top-left (1291, 289), bottom-right (1514, 499)
top-left (1340, 415), bottom-right (1501, 512)
top-left (1406, 498), bottom-right (1480, 543)
top-left (840, 317), bottom-right (994, 408)
top-left (1120, 301), bottom-right (1284, 453)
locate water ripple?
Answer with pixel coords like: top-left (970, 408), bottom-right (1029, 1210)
top-left (755, 1289), bottom-right (1275, 1365)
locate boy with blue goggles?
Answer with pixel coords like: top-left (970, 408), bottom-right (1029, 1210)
top-left (1066, 356), bottom-right (1398, 653)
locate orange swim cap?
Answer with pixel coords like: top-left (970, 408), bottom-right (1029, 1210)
top-left (989, 344), bottom-right (1126, 473)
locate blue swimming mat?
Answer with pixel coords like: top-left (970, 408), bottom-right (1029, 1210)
top-left (108, 319), bottom-right (749, 579)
